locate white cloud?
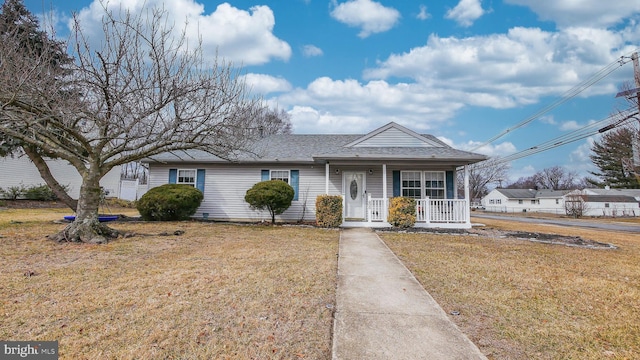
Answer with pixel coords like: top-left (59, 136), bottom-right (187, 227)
top-left (72, 0), bottom-right (291, 66)
top-left (559, 120), bottom-right (581, 131)
top-left (539, 115), bottom-right (556, 125)
top-left (330, 0), bottom-right (401, 38)
top-left (240, 74), bottom-right (292, 95)
top-left (445, 0), bottom-right (486, 27)
top-left (363, 27), bottom-right (629, 109)
top-left (417, 5), bottom-right (431, 21)
top-left (274, 77), bottom-right (466, 133)
top-left (302, 45), bottom-right (324, 57)
top-left (457, 140), bottom-right (517, 157)
top-left (505, 0), bottom-right (640, 28)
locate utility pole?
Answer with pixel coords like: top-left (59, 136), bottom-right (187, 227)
top-left (632, 52), bottom-right (640, 172)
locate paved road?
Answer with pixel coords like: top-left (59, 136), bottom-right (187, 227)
top-left (472, 213), bottom-right (640, 234)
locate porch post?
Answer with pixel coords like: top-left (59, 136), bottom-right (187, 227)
top-left (382, 164), bottom-right (388, 222)
top-left (464, 165), bottom-right (471, 225)
top-left (325, 162), bottom-right (330, 194)
top-left (382, 164), bottom-right (387, 199)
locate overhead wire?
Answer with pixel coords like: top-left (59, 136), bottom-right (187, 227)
top-left (469, 49), bottom-right (638, 151)
top-left (472, 107), bottom-right (639, 169)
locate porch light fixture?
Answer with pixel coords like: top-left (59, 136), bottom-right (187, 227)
top-left (335, 169), bottom-right (340, 174)
top-left (368, 169), bottom-right (373, 175)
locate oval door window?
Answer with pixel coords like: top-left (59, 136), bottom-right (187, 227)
top-left (350, 179), bottom-right (358, 200)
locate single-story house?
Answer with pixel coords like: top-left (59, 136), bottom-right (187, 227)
top-left (143, 122), bottom-right (487, 228)
top-left (481, 188), bottom-right (571, 214)
top-left (582, 187), bottom-right (640, 202)
top-left (565, 191), bottom-right (640, 217)
top-left (0, 153), bottom-right (121, 199)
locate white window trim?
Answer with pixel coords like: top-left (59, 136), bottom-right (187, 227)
top-left (177, 168), bottom-right (196, 187)
top-left (270, 169), bottom-right (290, 184)
top-left (400, 171), bottom-right (422, 199)
top-left (400, 170), bottom-right (447, 199)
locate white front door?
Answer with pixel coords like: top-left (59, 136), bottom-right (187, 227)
top-left (344, 171), bottom-right (366, 220)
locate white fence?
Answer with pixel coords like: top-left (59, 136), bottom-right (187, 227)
top-left (119, 179), bottom-right (148, 201)
top-left (366, 196), bottom-right (468, 225)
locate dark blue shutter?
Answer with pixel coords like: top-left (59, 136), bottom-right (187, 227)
top-left (196, 169), bottom-right (205, 192)
top-left (392, 171), bottom-right (400, 197)
top-left (168, 169), bottom-right (177, 184)
top-left (261, 170), bottom-right (269, 181)
top-left (290, 170), bottom-right (299, 201)
top-left (446, 171), bottom-right (454, 199)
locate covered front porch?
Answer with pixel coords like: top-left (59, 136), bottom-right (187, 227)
top-left (322, 162), bottom-right (473, 229)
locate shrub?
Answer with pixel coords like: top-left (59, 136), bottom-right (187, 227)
top-left (1, 184), bottom-right (26, 200)
top-left (315, 195), bottom-right (343, 228)
top-left (136, 184), bottom-right (203, 221)
top-left (245, 180), bottom-right (295, 224)
top-left (24, 184), bottom-right (57, 201)
top-left (388, 197), bottom-right (416, 228)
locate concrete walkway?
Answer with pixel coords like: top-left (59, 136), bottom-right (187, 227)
top-left (332, 228), bottom-right (487, 360)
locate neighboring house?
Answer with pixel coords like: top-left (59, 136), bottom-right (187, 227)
top-left (566, 190), bottom-right (640, 217)
top-left (481, 188), bottom-right (571, 214)
top-left (143, 122), bottom-right (487, 228)
top-left (0, 154), bottom-right (121, 199)
top-left (582, 187), bottom-right (640, 202)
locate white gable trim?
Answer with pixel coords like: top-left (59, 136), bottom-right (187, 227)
top-left (345, 122), bottom-right (442, 148)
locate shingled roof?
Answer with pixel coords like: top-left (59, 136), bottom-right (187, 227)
top-left (145, 122), bottom-right (487, 165)
top-left (493, 188), bottom-right (571, 199)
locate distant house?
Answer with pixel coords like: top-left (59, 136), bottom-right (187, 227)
top-left (142, 122), bottom-right (487, 228)
top-left (582, 188), bottom-right (640, 202)
top-left (481, 188), bottom-right (571, 214)
top-left (566, 190), bottom-right (639, 217)
top-left (0, 154), bottom-right (121, 199)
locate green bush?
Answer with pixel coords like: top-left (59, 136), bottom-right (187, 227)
top-left (388, 197), bottom-right (416, 228)
top-left (136, 184), bottom-right (204, 221)
top-left (245, 180), bottom-right (294, 224)
top-left (315, 195), bottom-right (343, 228)
top-left (24, 184), bottom-right (57, 201)
top-left (0, 184), bottom-right (26, 200)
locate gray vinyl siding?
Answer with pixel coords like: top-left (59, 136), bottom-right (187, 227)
top-left (0, 156), bottom-right (121, 199)
top-left (353, 127), bottom-right (434, 147)
top-left (149, 163), bottom-right (330, 222)
top-left (148, 163), bottom-right (462, 222)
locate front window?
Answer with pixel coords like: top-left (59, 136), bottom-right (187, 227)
top-left (401, 171), bottom-right (422, 199)
top-left (424, 171), bottom-right (445, 199)
top-left (518, 200), bottom-right (523, 204)
top-left (270, 170), bottom-right (289, 184)
top-left (177, 169), bottom-right (196, 187)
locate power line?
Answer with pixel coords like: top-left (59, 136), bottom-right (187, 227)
top-left (473, 108), bottom-right (639, 169)
top-left (470, 49), bottom-right (638, 151)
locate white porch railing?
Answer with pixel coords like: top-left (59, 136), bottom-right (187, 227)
top-left (363, 197), bottom-right (468, 225)
top-left (367, 195), bottom-right (388, 222)
top-left (417, 198), bottom-right (468, 223)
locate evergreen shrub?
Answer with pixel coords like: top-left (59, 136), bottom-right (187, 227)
top-left (137, 184), bottom-right (203, 221)
top-left (244, 180), bottom-right (294, 224)
top-left (315, 195), bottom-right (343, 228)
top-left (388, 196), bottom-right (416, 228)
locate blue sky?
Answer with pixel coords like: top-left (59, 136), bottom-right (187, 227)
top-left (22, 0), bottom-right (640, 182)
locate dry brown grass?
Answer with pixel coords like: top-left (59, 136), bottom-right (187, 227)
top-left (0, 209), bottom-right (338, 359)
top-left (381, 218), bottom-right (640, 360)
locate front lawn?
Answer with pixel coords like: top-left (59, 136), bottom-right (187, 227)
top-left (0, 210), bottom-right (338, 359)
top-left (381, 218), bottom-right (640, 359)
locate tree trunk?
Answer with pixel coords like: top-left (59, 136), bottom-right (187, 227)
top-left (48, 165), bottom-right (119, 243)
top-left (22, 146), bottom-right (78, 210)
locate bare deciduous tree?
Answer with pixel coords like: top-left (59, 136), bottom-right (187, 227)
top-left (564, 191), bottom-right (589, 218)
top-left (457, 157), bottom-right (510, 201)
top-left (0, 5), bottom-right (269, 243)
